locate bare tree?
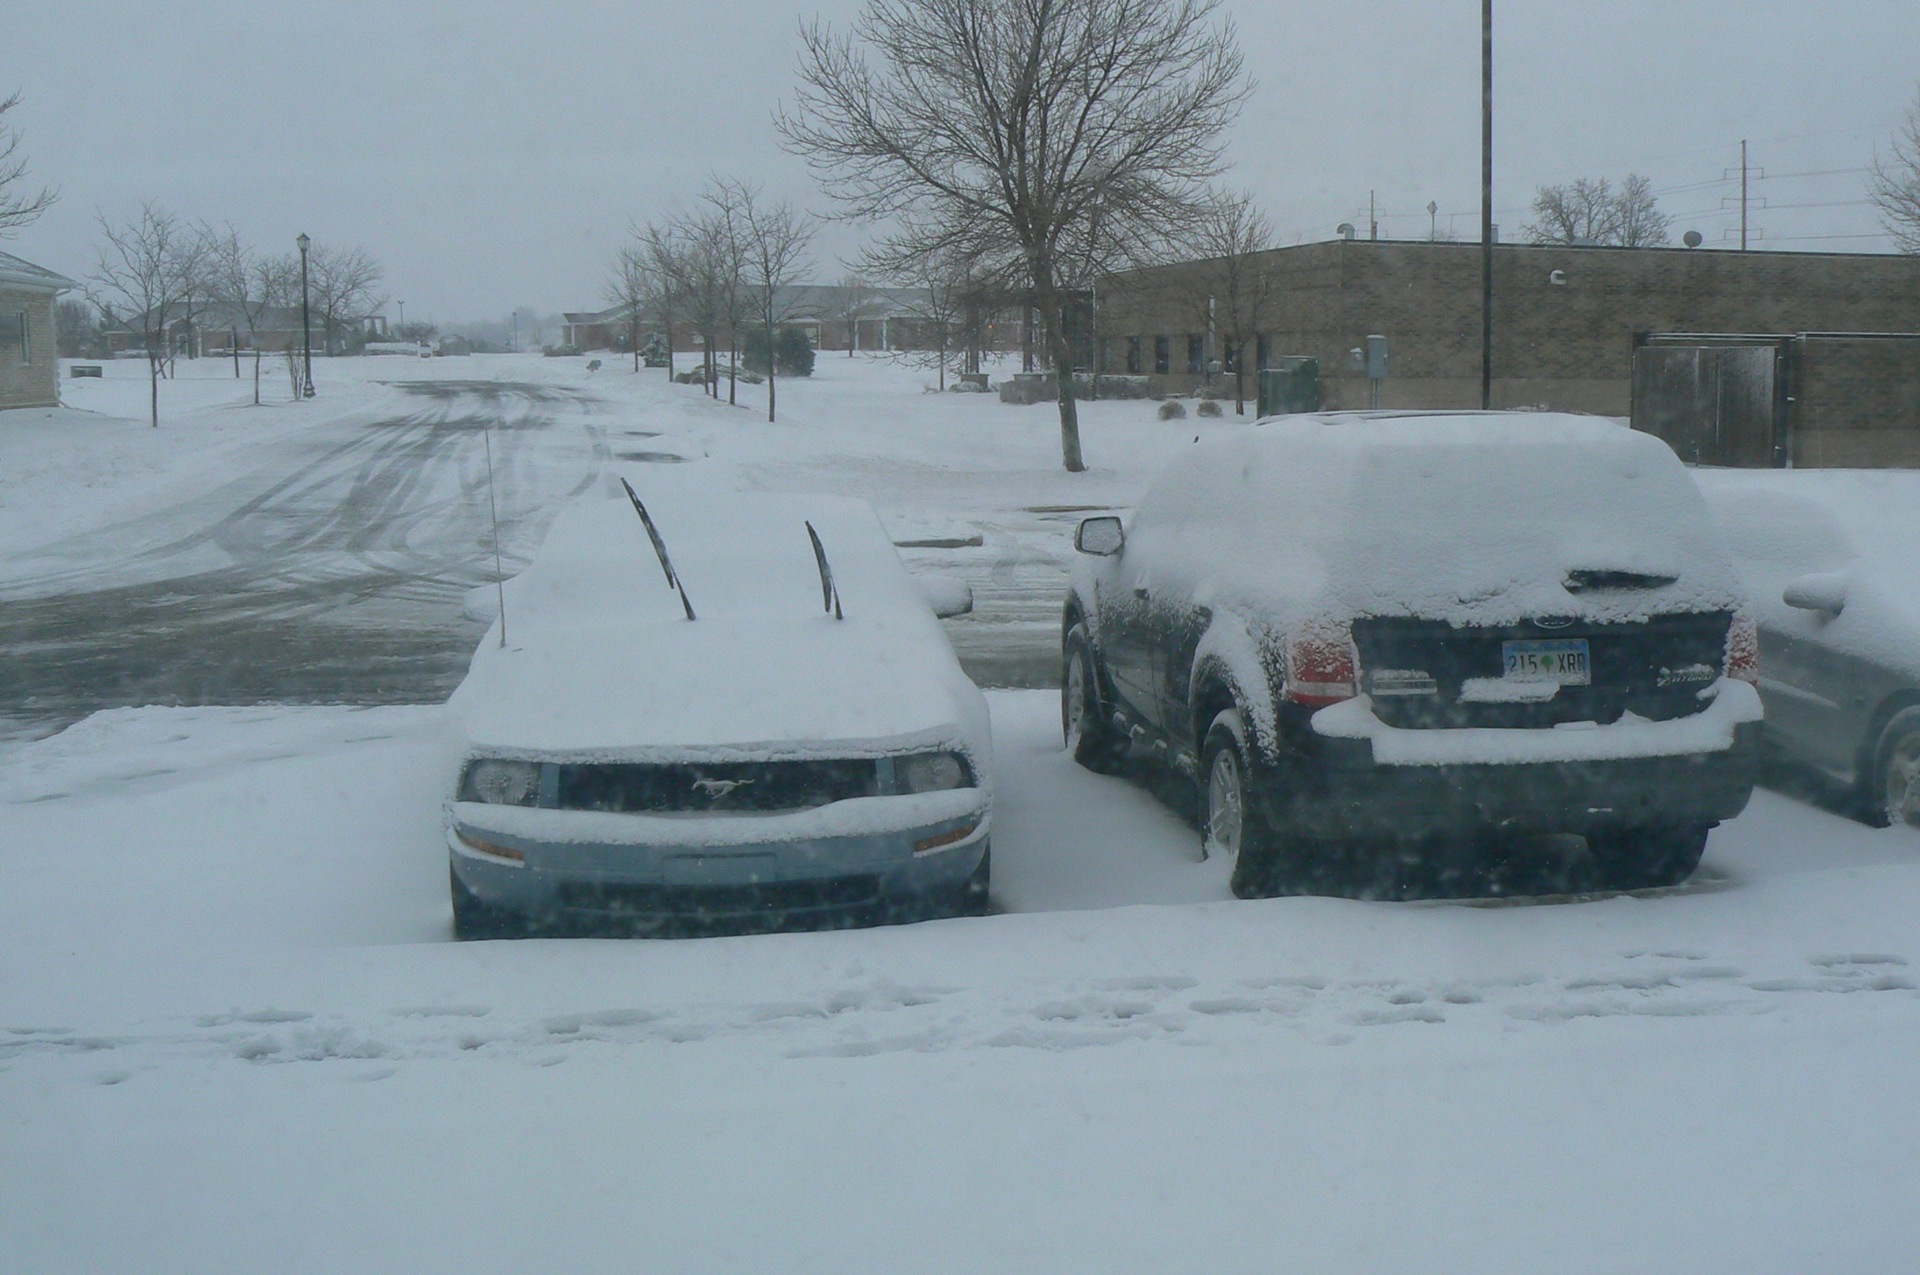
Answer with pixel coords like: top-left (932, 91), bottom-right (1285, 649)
top-left (1870, 88), bottom-right (1920, 252)
top-left (307, 243), bottom-right (386, 354)
top-left (605, 237), bottom-right (651, 372)
top-left (782, 0), bottom-right (1248, 472)
top-left (1611, 174), bottom-right (1672, 248)
top-left (893, 250), bottom-right (969, 389)
top-left (55, 297), bottom-right (97, 358)
top-left (88, 203), bottom-right (204, 427)
top-left (695, 183), bottom-right (756, 406)
top-left (204, 226), bottom-right (299, 398)
top-left (639, 221), bottom-right (689, 380)
top-left (831, 271), bottom-right (877, 355)
top-left (1178, 189), bottom-right (1275, 414)
top-left (0, 91), bottom-right (56, 237)
top-left (665, 210), bottom-right (735, 397)
top-left (1526, 174), bottom-right (1670, 247)
top-left (719, 179), bottom-right (816, 422)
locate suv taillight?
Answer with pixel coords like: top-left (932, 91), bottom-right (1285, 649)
top-left (1725, 614), bottom-right (1760, 684)
top-left (1284, 624), bottom-right (1358, 706)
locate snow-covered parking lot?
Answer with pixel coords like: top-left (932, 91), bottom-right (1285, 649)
top-left (6, 691), bottom-right (1920, 1272)
top-left (5, 356), bottom-right (1920, 1271)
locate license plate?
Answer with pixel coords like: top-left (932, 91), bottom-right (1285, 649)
top-left (1502, 638), bottom-right (1590, 685)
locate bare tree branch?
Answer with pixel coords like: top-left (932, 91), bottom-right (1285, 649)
top-left (0, 91), bottom-right (57, 237)
top-left (1870, 88), bottom-right (1920, 253)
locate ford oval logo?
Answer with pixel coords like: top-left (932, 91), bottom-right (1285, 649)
top-left (1533, 615), bottom-right (1575, 630)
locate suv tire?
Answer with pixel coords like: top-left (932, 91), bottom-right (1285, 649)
top-left (1869, 706), bottom-right (1920, 830)
top-left (1202, 709), bottom-right (1295, 899)
top-left (1063, 624), bottom-right (1128, 773)
top-left (1586, 824), bottom-right (1710, 891)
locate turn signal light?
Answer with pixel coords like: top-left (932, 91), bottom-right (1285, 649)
top-left (457, 830), bottom-right (525, 863)
top-left (913, 820), bottom-right (980, 856)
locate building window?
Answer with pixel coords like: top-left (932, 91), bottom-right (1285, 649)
top-left (1126, 336), bottom-right (1141, 374)
top-left (1186, 334), bottom-right (1203, 375)
top-left (1222, 339), bottom-right (1239, 373)
top-left (1153, 335), bottom-right (1170, 375)
top-left (1256, 334), bottom-right (1272, 371)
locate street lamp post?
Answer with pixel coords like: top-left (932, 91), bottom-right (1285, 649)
top-left (297, 232), bottom-right (316, 399)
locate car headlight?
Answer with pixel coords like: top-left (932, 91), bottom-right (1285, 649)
top-left (898, 751), bottom-right (972, 793)
top-left (460, 758), bottom-right (542, 806)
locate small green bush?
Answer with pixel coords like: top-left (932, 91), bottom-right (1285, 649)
top-left (743, 325), bottom-right (816, 377)
top-left (1157, 399), bottom-right (1188, 421)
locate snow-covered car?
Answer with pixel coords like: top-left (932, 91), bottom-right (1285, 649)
top-left (443, 485), bottom-right (992, 937)
top-left (1063, 412), bottom-right (1763, 897)
top-left (1695, 468), bottom-right (1920, 829)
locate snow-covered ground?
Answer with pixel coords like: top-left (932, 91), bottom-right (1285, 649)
top-left (4, 355), bottom-right (1920, 1271)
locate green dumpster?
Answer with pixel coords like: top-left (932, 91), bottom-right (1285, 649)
top-left (1257, 358), bottom-right (1321, 417)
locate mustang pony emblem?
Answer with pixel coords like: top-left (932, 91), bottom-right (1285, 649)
top-left (693, 777), bottom-right (753, 798)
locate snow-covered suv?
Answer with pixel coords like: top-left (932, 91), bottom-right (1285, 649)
top-left (1062, 412), bottom-right (1762, 897)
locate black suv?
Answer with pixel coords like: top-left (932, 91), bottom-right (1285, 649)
top-left (1062, 412), bottom-right (1762, 897)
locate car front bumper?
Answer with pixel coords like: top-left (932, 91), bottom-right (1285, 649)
top-left (446, 795), bottom-right (989, 928)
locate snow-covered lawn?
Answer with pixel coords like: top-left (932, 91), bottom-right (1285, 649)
top-left (5, 354), bottom-right (1920, 1271)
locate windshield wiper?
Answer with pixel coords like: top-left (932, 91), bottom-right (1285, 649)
top-left (621, 478), bottom-right (696, 621)
top-left (804, 520), bottom-right (844, 620)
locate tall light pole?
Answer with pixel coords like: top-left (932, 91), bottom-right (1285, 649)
top-left (1480, 0), bottom-right (1494, 411)
top-left (297, 232), bottom-right (316, 399)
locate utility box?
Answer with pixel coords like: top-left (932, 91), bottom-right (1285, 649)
top-left (1365, 334), bottom-right (1389, 381)
top-left (1257, 357), bottom-right (1321, 417)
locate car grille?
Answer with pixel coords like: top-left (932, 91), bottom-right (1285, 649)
top-left (552, 759), bottom-right (881, 814)
top-left (556, 875), bottom-right (882, 916)
top-left (1351, 612), bottom-right (1732, 729)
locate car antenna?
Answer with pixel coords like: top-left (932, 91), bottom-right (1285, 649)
top-left (482, 427), bottom-right (508, 648)
top-left (804, 520), bottom-right (844, 620)
top-left (620, 477), bottom-right (696, 621)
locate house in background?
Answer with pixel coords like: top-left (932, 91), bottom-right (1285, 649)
top-left (562, 283), bottom-right (1021, 356)
top-left (0, 248), bottom-right (77, 411)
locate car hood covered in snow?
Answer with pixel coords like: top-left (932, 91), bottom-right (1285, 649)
top-left (1108, 412), bottom-right (1746, 628)
top-left (446, 486), bottom-right (990, 765)
top-left (1695, 466), bottom-right (1920, 682)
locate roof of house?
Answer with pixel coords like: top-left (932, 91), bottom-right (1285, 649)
top-left (0, 249), bottom-right (78, 293)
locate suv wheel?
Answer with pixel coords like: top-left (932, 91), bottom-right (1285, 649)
top-left (1202, 709), bottom-right (1290, 898)
top-left (1063, 624), bottom-right (1128, 773)
top-left (1870, 707), bottom-right (1920, 830)
top-left (1586, 824), bottom-right (1710, 891)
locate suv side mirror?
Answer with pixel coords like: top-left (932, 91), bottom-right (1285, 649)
top-left (1075, 516), bottom-right (1125, 556)
top-left (1782, 572), bottom-right (1847, 616)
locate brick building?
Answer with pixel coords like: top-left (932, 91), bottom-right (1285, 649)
top-left (1097, 239), bottom-right (1920, 419)
top-left (0, 249), bottom-right (76, 411)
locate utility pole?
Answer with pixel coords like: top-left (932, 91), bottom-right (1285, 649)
top-left (1480, 0), bottom-right (1494, 410)
top-left (1370, 190), bottom-right (1378, 241)
top-left (1428, 200), bottom-right (1439, 241)
top-left (1740, 139), bottom-right (1749, 251)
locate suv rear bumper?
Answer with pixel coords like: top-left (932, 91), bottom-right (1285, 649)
top-left (1266, 721), bottom-right (1761, 841)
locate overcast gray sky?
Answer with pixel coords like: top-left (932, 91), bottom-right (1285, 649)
top-left (9, 1), bottom-right (1916, 325)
